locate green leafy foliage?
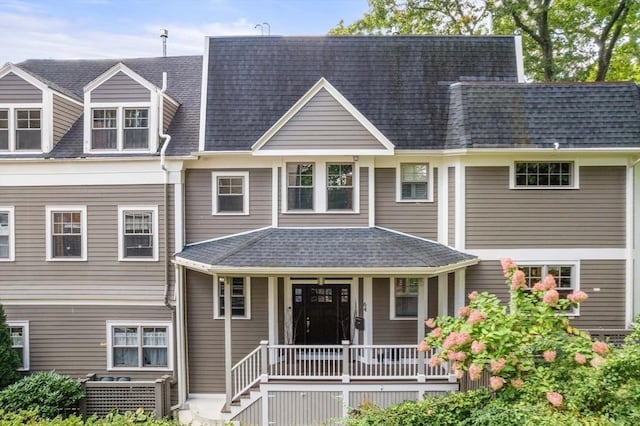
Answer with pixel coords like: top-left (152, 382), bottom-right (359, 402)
top-left (0, 409), bottom-right (178, 426)
top-left (0, 372), bottom-right (84, 419)
top-left (0, 304), bottom-right (21, 389)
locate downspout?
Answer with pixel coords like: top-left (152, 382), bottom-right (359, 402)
top-left (159, 71), bottom-right (172, 309)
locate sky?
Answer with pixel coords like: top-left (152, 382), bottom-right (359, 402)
top-left (0, 0), bottom-right (370, 63)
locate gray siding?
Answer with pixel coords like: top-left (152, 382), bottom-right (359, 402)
top-left (90, 72), bottom-right (150, 103)
top-left (267, 391), bottom-right (342, 426)
top-left (185, 168), bottom-right (272, 243)
top-left (465, 166), bottom-right (626, 248)
top-left (448, 167), bottom-right (455, 244)
top-left (163, 98), bottom-right (179, 133)
top-left (3, 304), bottom-right (173, 380)
top-left (53, 94), bottom-right (82, 144)
top-left (232, 397), bottom-right (261, 426)
top-left (278, 167), bottom-right (369, 227)
top-left (0, 185), bottom-right (172, 302)
top-left (374, 168), bottom-right (438, 239)
top-left (186, 270), bottom-right (268, 393)
top-left (372, 278), bottom-right (416, 345)
top-left (465, 260), bottom-right (626, 329)
top-left (0, 72), bottom-right (42, 102)
top-left (262, 88), bottom-right (385, 151)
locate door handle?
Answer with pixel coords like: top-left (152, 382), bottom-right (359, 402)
top-left (306, 316), bottom-right (310, 334)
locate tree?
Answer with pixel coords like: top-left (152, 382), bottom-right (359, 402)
top-left (332, 0), bottom-right (640, 82)
top-left (0, 303), bottom-right (21, 389)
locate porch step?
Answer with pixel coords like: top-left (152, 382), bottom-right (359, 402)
top-left (179, 395), bottom-right (228, 426)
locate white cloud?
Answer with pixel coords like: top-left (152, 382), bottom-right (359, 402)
top-left (0, 10), bottom-right (257, 63)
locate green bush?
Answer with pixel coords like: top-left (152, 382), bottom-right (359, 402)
top-left (0, 409), bottom-right (179, 426)
top-left (0, 372), bottom-right (84, 419)
top-left (0, 304), bottom-right (22, 389)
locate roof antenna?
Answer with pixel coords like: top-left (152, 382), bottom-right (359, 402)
top-left (263, 22), bottom-right (270, 36)
top-left (160, 28), bottom-right (168, 57)
top-left (255, 23), bottom-right (263, 36)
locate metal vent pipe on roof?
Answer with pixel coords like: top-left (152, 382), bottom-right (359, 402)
top-left (160, 28), bottom-right (168, 57)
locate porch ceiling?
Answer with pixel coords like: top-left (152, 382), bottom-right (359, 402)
top-left (175, 227), bottom-right (478, 274)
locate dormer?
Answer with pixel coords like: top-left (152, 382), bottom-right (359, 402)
top-left (83, 63), bottom-right (179, 154)
top-left (0, 63), bottom-right (81, 154)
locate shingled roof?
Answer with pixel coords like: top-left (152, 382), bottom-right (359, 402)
top-left (12, 55), bottom-right (202, 158)
top-left (203, 36), bottom-right (518, 151)
top-left (175, 227), bottom-right (478, 273)
top-left (446, 82), bottom-right (640, 149)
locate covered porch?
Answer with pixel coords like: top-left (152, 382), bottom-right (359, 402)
top-left (173, 227), bottom-right (478, 413)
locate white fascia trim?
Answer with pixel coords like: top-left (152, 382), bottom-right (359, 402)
top-left (251, 77), bottom-right (394, 153)
top-left (198, 37), bottom-right (210, 152)
top-left (117, 205), bottom-right (160, 262)
top-left (45, 205), bottom-right (88, 262)
top-left (212, 276), bottom-right (252, 320)
top-left (161, 92), bottom-right (180, 108)
top-left (253, 149), bottom-right (394, 157)
top-left (0, 64), bottom-right (49, 92)
top-left (395, 161), bottom-right (435, 203)
top-left (106, 320), bottom-right (174, 372)
top-left (0, 206), bottom-right (15, 262)
top-left (84, 63), bottom-right (158, 93)
top-left (52, 90), bottom-right (83, 106)
top-left (7, 320), bottom-right (29, 371)
top-left (468, 248), bottom-right (627, 261)
top-left (211, 171), bottom-right (250, 215)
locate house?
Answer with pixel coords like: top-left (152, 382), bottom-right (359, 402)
top-left (1, 35), bottom-right (639, 425)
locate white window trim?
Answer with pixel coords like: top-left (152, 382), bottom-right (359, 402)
top-left (516, 260), bottom-right (581, 316)
top-left (106, 320), bottom-right (173, 372)
top-left (8, 320), bottom-right (29, 371)
top-left (211, 171), bottom-right (250, 216)
top-left (213, 276), bottom-right (252, 320)
top-left (0, 206), bottom-right (15, 262)
top-left (117, 205), bottom-right (159, 262)
top-left (389, 277), bottom-right (421, 321)
top-left (45, 205), bottom-right (88, 262)
top-left (281, 160), bottom-right (360, 214)
top-left (395, 162), bottom-right (434, 202)
top-left (86, 104), bottom-right (153, 154)
top-left (0, 104), bottom-right (44, 154)
top-left (509, 161), bottom-right (580, 190)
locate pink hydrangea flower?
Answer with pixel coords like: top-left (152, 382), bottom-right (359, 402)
top-left (417, 340), bottom-right (430, 352)
top-left (592, 341), bottom-right (609, 355)
top-left (455, 332), bottom-right (472, 346)
top-left (489, 376), bottom-right (505, 391)
top-left (532, 281), bottom-right (545, 292)
top-left (574, 353), bottom-right (586, 365)
top-left (468, 291), bottom-right (479, 301)
top-left (458, 306), bottom-right (471, 317)
top-left (469, 364), bottom-right (483, 381)
top-left (510, 378), bottom-right (524, 389)
top-left (442, 334), bottom-right (456, 350)
top-left (542, 274), bottom-right (557, 290)
top-left (510, 270), bottom-right (526, 290)
top-left (591, 355), bottom-right (605, 368)
top-left (543, 350), bottom-right (556, 362)
top-left (543, 289), bottom-right (560, 307)
top-left (567, 290), bottom-right (588, 304)
top-left (453, 351), bottom-right (467, 362)
top-left (546, 391), bottom-right (563, 407)
top-left (467, 309), bottom-right (488, 324)
top-left (501, 257), bottom-right (516, 276)
top-left (490, 358), bottom-right (506, 374)
top-left (429, 327), bottom-right (442, 338)
top-left (428, 355), bottom-right (443, 368)
top-left (425, 318), bottom-right (436, 328)
top-left (453, 368), bottom-right (464, 379)
top-left (471, 340), bottom-right (486, 354)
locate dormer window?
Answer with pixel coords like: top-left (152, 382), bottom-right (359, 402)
top-left (90, 107), bottom-right (150, 151)
top-left (0, 110), bottom-right (7, 150)
top-left (0, 108), bottom-right (43, 152)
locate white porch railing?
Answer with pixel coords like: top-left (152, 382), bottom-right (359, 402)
top-left (229, 341), bottom-right (451, 402)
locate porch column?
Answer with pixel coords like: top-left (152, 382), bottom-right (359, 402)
top-left (268, 276), bottom-right (278, 345)
top-left (363, 277), bottom-right (373, 346)
top-left (223, 275), bottom-right (233, 409)
top-left (175, 264), bottom-right (187, 407)
top-left (438, 273), bottom-right (448, 316)
top-left (417, 276), bottom-right (428, 382)
top-left (454, 269), bottom-right (466, 312)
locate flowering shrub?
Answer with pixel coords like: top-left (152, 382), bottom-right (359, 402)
top-left (420, 257), bottom-right (609, 408)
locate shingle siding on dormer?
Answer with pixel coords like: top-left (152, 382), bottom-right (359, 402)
top-left (89, 71), bottom-right (151, 103)
top-left (52, 94), bottom-right (82, 144)
top-left (0, 72), bottom-right (42, 103)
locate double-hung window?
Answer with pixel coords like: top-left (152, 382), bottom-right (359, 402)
top-left (519, 263), bottom-right (579, 314)
top-left (90, 107), bottom-right (150, 152)
top-left (0, 207), bottom-right (14, 261)
top-left (46, 206), bottom-right (87, 261)
top-left (91, 109), bottom-right (117, 149)
top-left (214, 277), bottom-right (251, 319)
top-left (287, 163), bottom-right (314, 210)
top-left (391, 278), bottom-right (421, 319)
top-left (212, 171), bottom-right (249, 215)
top-left (399, 163), bottom-right (429, 201)
top-left (327, 163), bottom-right (354, 210)
top-left (123, 108), bottom-right (149, 149)
top-left (0, 109), bottom-right (8, 150)
top-left (514, 162), bottom-right (574, 188)
top-left (108, 322), bottom-right (172, 370)
top-left (15, 109), bottom-right (41, 151)
top-left (8, 321), bottom-right (29, 371)
top-left (118, 206), bottom-right (158, 261)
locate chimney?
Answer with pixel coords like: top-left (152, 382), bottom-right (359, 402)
top-left (160, 29), bottom-right (168, 57)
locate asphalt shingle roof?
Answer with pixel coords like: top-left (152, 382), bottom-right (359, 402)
top-left (446, 82), bottom-right (640, 149)
top-left (10, 55), bottom-right (202, 158)
top-left (177, 227), bottom-right (476, 270)
top-left (204, 36), bottom-right (518, 151)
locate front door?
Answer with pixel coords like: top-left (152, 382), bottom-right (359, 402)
top-left (292, 284), bottom-right (350, 345)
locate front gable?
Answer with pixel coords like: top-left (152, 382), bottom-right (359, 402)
top-left (252, 78), bottom-right (394, 156)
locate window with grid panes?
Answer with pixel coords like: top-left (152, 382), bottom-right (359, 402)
top-left (51, 211), bottom-right (82, 258)
top-left (519, 264), bottom-right (577, 314)
top-left (123, 108), bottom-right (148, 149)
top-left (327, 163), bottom-right (353, 210)
top-left (514, 162), bottom-right (573, 187)
top-left (287, 163), bottom-right (314, 210)
top-left (0, 110), bottom-right (8, 150)
top-left (393, 278), bottom-right (421, 318)
top-left (216, 176), bottom-right (245, 213)
top-left (112, 325), bottom-right (168, 368)
top-left (91, 109), bottom-right (117, 149)
top-left (9, 325), bottom-right (27, 370)
top-left (15, 109), bottom-right (41, 150)
top-left (123, 210), bottom-right (154, 258)
top-left (400, 164), bottom-right (428, 200)
top-left (0, 210), bottom-right (10, 259)
top-left (218, 277), bottom-right (248, 318)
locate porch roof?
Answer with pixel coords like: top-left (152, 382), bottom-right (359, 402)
top-left (175, 227), bottom-right (478, 274)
